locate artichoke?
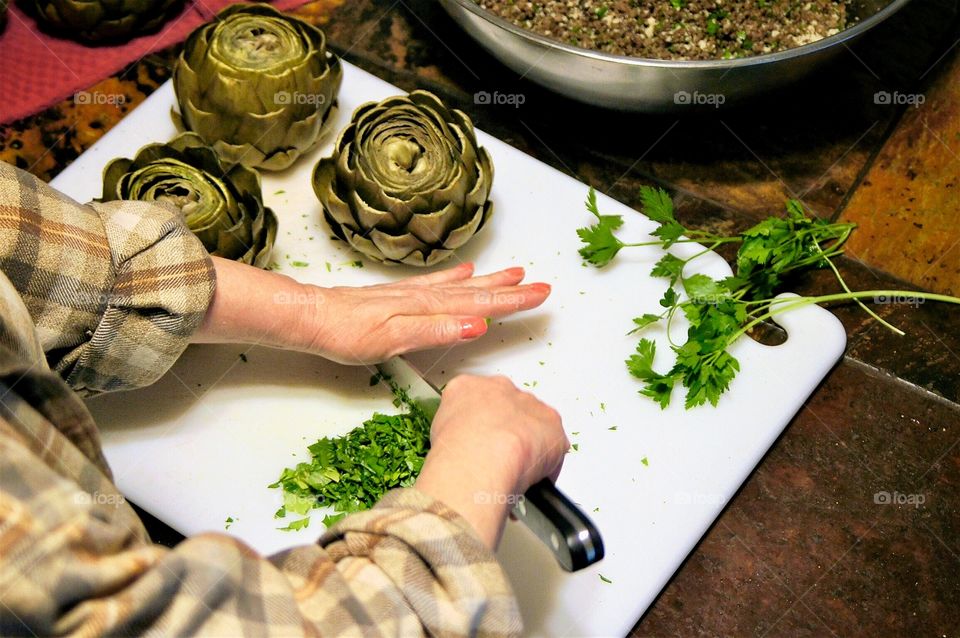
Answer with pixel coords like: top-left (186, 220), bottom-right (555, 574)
top-left (173, 3), bottom-right (342, 171)
top-left (30, 0), bottom-right (183, 43)
top-left (101, 133), bottom-right (278, 268)
top-left (312, 91), bottom-right (494, 267)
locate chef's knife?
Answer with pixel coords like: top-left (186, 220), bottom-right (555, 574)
top-left (376, 356), bottom-right (605, 572)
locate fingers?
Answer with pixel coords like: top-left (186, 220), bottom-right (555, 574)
top-left (377, 281), bottom-right (551, 318)
top-left (443, 266), bottom-right (526, 289)
top-left (394, 262), bottom-right (475, 287)
top-left (387, 264), bottom-right (526, 292)
top-left (466, 283), bottom-right (552, 317)
top-left (384, 314), bottom-right (489, 355)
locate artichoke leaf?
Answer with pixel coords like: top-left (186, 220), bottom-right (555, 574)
top-left (444, 201), bottom-right (492, 249)
top-left (368, 228), bottom-right (433, 263)
top-left (405, 200), bottom-right (466, 244)
top-left (464, 147), bottom-right (495, 211)
top-left (351, 190), bottom-right (413, 232)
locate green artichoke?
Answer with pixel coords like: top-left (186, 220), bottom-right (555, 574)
top-left (173, 3), bottom-right (342, 171)
top-left (101, 133), bottom-right (278, 268)
top-left (312, 91), bottom-right (494, 267)
top-left (30, 0), bottom-right (182, 43)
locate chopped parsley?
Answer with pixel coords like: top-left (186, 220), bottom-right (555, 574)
top-left (270, 385), bottom-right (433, 527)
top-left (277, 517), bottom-right (310, 532)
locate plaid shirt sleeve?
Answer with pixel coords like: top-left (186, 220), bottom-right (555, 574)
top-left (0, 161), bottom-right (523, 636)
top-left (0, 161), bottom-right (215, 395)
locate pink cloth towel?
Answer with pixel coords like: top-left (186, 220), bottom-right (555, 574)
top-left (0, 0), bottom-right (311, 124)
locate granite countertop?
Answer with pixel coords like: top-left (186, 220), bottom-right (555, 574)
top-left (2, 0), bottom-right (958, 634)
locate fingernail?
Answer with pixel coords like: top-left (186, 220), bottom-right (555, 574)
top-left (530, 283), bottom-right (552, 294)
top-left (460, 318), bottom-right (488, 339)
top-left (506, 266), bottom-right (525, 277)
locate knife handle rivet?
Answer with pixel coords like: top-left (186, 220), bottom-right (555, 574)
top-left (550, 532), bottom-right (560, 551)
top-left (517, 498), bottom-right (527, 517)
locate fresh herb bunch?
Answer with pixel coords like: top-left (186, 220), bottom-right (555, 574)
top-left (270, 385), bottom-right (432, 529)
top-left (578, 187), bottom-right (960, 409)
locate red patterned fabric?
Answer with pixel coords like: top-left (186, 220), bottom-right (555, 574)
top-left (0, 0), bottom-right (311, 124)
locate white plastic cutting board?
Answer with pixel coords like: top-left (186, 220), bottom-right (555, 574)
top-left (52, 63), bottom-right (845, 638)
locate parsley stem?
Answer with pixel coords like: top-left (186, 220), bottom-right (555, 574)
top-left (682, 240), bottom-right (728, 265)
top-left (620, 237), bottom-right (741, 248)
top-left (815, 248), bottom-right (903, 335)
top-left (729, 290), bottom-right (960, 347)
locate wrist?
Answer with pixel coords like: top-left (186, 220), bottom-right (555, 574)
top-left (193, 256), bottom-right (326, 351)
top-left (415, 432), bottom-right (527, 548)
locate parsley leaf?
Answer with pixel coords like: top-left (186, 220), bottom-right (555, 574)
top-left (277, 517), bottom-right (310, 532)
top-left (629, 313), bottom-right (663, 334)
top-left (651, 221), bottom-right (685, 247)
top-left (650, 253), bottom-right (685, 283)
top-left (682, 274), bottom-right (729, 302)
top-left (638, 185), bottom-right (676, 224)
top-left (659, 287), bottom-right (678, 308)
top-left (626, 339), bottom-right (679, 408)
top-left (577, 189), bottom-right (625, 267)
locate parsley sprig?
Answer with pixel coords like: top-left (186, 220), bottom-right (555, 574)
top-left (578, 187), bottom-right (960, 409)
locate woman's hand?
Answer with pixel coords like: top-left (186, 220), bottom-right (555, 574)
top-left (307, 261), bottom-right (549, 364)
top-left (415, 375), bottom-right (569, 548)
top-left (193, 258), bottom-right (550, 362)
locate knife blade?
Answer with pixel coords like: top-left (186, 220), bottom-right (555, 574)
top-left (376, 356), bottom-right (605, 572)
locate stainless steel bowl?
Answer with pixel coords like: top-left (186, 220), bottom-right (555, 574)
top-left (436, 0), bottom-right (912, 110)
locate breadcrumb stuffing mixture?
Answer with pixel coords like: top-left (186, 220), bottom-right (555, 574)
top-left (478, 0), bottom-right (848, 60)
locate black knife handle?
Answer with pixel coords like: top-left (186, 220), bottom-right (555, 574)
top-left (512, 478), bottom-right (605, 572)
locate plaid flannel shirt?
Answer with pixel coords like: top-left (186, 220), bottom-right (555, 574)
top-left (0, 161), bottom-right (521, 637)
